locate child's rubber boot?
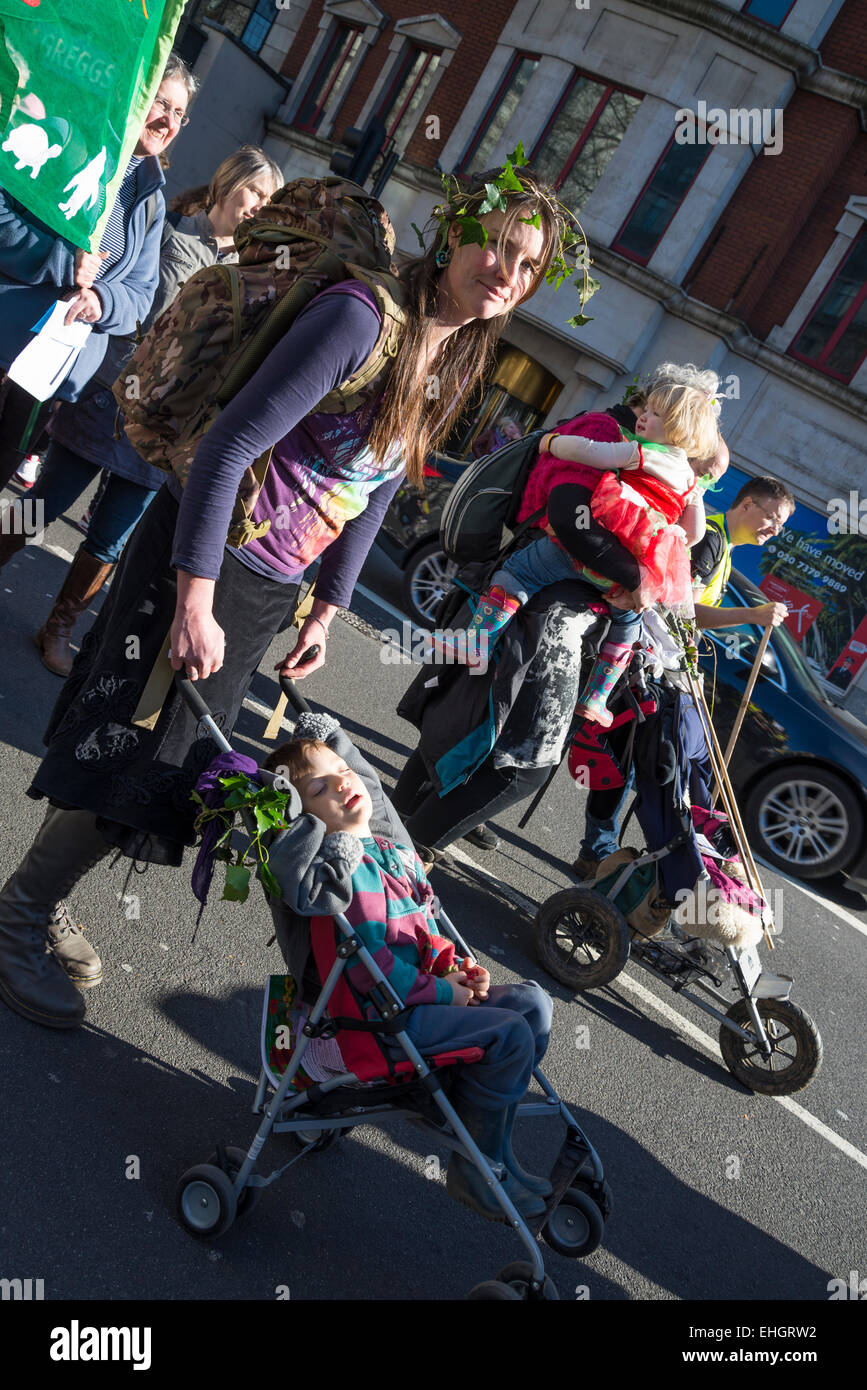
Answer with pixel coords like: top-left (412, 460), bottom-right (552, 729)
top-left (446, 1102), bottom-right (547, 1223)
top-left (502, 1103), bottom-right (553, 1197)
top-left (427, 585), bottom-right (521, 669)
top-left (575, 643), bottom-right (634, 728)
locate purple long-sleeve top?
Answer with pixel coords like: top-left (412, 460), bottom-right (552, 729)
top-left (169, 282), bottom-right (405, 610)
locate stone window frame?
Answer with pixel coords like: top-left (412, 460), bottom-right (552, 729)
top-left (354, 13), bottom-right (461, 158)
top-left (770, 196), bottom-right (867, 388)
top-left (281, 0), bottom-right (388, 138)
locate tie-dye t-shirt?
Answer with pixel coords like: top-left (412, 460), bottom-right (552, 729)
top-left (172, 283), bottom-right (405, 606)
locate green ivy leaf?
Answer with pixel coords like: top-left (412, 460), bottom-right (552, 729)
top-left (507, 141), bottom-right (527, 168)
top-left (410, 221), bottom-right (426, 250)
top-left (458, 217), bottom-right (488, 248)
top-left (519, 211), bottom-right (541, 228)
top-left (260, 863), bottom-right (281, 898)
top-left (223, 864), bottom-right (251, 903)
top-left (566, 313), bottom-right (594, 328)
top-left (498, 160), bottom-right (525, 194)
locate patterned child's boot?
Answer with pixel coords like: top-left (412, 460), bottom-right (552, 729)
top-left (575, 642), bottom-right (634, 728)
top-left (427, 585), bottom-right (522, 669)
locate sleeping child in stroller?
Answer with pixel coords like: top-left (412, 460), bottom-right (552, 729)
top-left (259, 711), bottom-right (555, 1225)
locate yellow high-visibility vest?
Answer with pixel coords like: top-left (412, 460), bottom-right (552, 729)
top-left (695, 512), bottom-right (732, 608)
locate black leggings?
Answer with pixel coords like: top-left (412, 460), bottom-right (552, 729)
top-left (393, 747), bottom-right (549, 850)
top-left (0, 379), bottom-right (54, 488)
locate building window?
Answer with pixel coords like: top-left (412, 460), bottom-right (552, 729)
top-left (530, 71), bottom-right (642, 212)
top-left (613, 135), bottom-right (712, 264)
top-left (740, 0), bottom-right (796, 28)
top-left (241, 0), bottom-right (276, 54)
top-left (294, 25), bottom-right (363, 133)
top-left (191, 1), bottom-right (262, 42)
top-left (378, 45), bottom-right (441, 150)
top-left (459, 53), bottom-right (540, 174)
top-left (789, 230), bottom-right (867, 382)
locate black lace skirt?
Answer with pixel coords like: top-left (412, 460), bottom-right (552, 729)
top-left (29, 484), bottom-right (300, 861)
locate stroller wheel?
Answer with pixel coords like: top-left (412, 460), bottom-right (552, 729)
top-left (467, 1279), bottom-right (523, 1301)
top-left (535, 888), bottom-right (630, 990)
top-left (205, 1146), bottom-right (261, 1218)
top-left (176, 1164), bottom-right (237, 1238)
top-left (542, 1189), bottom-right (604, 1259)
top-left (571, 1177), bottom-right (614, 1222)
top-left (496, 1261), bottom-right (560, 1300)
top-left (719, 998), bottom-right (823, 1096)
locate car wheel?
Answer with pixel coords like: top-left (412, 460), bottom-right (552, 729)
top-left (401, 540), bottom-right (458, 630)
top-left (744, 762), bottom-right (864, 880)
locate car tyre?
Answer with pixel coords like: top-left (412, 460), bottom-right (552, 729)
top-left (401, 540), bottom-right (458, 630)
top-left (744, 762), bottom-right (863, 880)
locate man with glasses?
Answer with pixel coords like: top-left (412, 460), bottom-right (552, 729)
top-left (572, 474), bottom-right (796, 879)
top-left (691, 476), bottom-right (795, 631)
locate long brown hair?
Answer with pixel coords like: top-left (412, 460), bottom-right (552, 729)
top-left (367, 169), bottom-right (567, 488)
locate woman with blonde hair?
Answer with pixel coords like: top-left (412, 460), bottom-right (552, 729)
top-left (0, 145), bottom-right (283, 676)
top-left (0, 159), bottom-right (586, 1029)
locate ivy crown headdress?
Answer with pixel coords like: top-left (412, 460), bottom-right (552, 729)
top-left (412, 143), bottom-right (600, 328)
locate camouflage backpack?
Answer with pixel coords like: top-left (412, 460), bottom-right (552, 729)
top-left (117, 177), bottom-right (406, 548)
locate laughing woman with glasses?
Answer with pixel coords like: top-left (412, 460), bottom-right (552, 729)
top-left (0, 53), bottom-right (198, 489)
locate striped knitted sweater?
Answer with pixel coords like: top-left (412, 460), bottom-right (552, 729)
top-left (343, 838), bottom-right (456, 1010)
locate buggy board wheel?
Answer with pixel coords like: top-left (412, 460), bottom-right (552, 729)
top-left (570, 1177), bottom-right (614, 1222)
top-left (176, 1163), bottom-right (237, 1238)
top-left (287, 1126), bottom-right (342, 1153)
top-left (535, 888), bottom-right (630, 990)
top-left (467, 1279), bottom-right (523, 1301)
top-left (205, 1145), bottom-right (261, 1218)
top-left (495, 1261), bottom-right (560, 1300)
top-left (719, 997), bottom-right (823, 1096)
top-left (542, 1189), bottom-right (604, 1259)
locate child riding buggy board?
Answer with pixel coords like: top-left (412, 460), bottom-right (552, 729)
top-left (172, 674), bottom-right (611, 1300)
top-left (534, 618), bottom-right (823, 1097)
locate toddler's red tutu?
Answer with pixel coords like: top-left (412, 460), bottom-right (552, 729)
top-left (590, 471), bottom-right (691, 606)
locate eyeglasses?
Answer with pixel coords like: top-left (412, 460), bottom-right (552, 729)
top-left (751, 500), bottom-right (788, 533)
top-left (152, 95), bottom-right (190, 128)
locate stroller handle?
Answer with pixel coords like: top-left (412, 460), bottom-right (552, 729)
top-left (175, 668), bottom-right (313, 750)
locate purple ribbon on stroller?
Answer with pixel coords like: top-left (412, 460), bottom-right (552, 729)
top-left (191, 751), bottom-right (261, 921)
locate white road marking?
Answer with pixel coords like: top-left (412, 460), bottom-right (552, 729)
top-left (446, 848), bottom-right (867, 1173)
top-left (754, 856), bottom-right (867, 940)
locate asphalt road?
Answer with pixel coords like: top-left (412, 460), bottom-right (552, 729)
top-left (0, 491), bottom-right (865, 1310)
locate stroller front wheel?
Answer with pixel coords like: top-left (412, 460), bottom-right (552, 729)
top-left (535, 888), bottom-right (630, 990)
top-left (176, 1164), bottom-right (237, 1238)
top-left (719, 998), bottom-right (823, 1096)
top-left (542, 1188), bottom-right (605, 1259)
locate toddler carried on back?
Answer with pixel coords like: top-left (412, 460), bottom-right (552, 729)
top-left (436, 365), bottom-right (725, 727)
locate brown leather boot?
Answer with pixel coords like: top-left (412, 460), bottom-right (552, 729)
top-left (34, 546), bottom-right (114, 677)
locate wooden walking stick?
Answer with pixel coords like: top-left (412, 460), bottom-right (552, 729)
top-left (721, 624), bottom-right (773, 770)
top-left (684, 664), bottom-right (775, 951)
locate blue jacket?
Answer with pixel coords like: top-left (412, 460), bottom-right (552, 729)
top-left (0, 155), bottom-right (165, 401)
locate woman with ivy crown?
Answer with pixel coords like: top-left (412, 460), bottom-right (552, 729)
top-left (0, 150), bottom-right (593, 1031)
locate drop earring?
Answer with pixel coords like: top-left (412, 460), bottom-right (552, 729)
top-left (435, 247), bottom-right (452, 268)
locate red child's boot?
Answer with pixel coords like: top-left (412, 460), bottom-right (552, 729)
top-left (427, 585), bottom-right (521, 669)
top-left (575, 642), bottom-right (634, 728)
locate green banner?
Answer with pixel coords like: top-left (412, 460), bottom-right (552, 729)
top-left (0, 0), bottom-right (187, 252)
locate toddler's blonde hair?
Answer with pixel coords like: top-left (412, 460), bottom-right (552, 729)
top-left (645, 380), bottom-right (720, 461)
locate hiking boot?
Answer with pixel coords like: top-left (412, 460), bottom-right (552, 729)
top-left (464, 823), bottom-right (500, 852)
top-left (46, 903), bottom-right (103, 988)
top-left (571, 853), bottom-right (601, 881)
top-left (0, 806), bottom-right (110, 1028)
